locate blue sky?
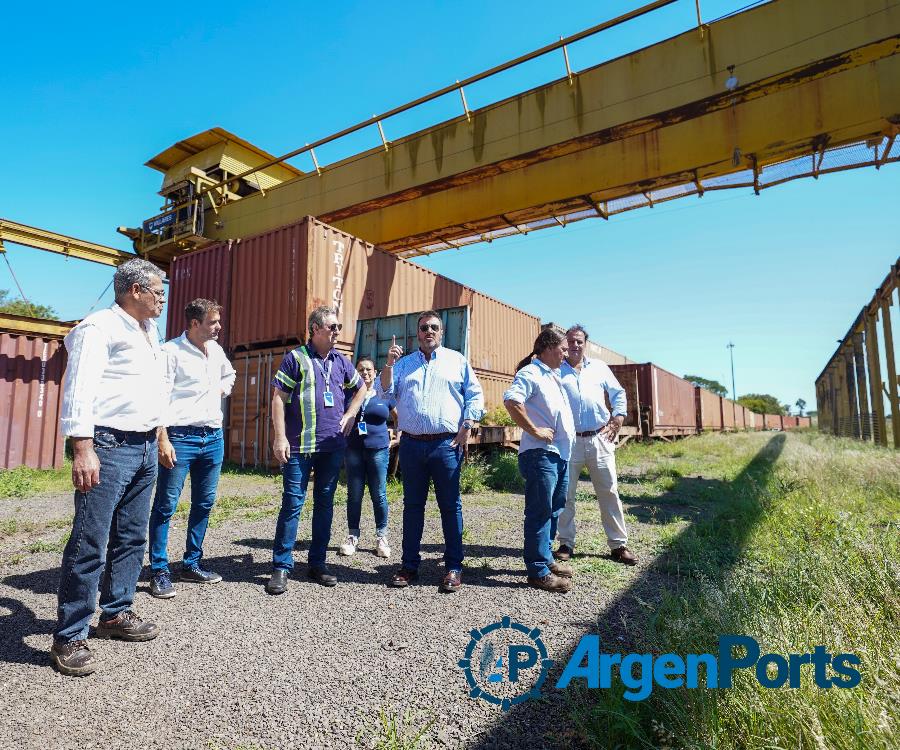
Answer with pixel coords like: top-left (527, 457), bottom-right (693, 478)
top-left (2, 0), bottom-right (898, 411)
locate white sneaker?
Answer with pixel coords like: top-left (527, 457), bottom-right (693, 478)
top-left (338, 535), bottom-right (359, 556)
top-left (375, 537), bottom-right (391, 558)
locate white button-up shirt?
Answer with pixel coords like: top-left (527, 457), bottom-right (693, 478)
top-left (163, 333), bottom-right (236, 428)
top-left (560, 357), bottom-right (627, 432)
top-left (60, 304), bottom-right (167, 437)
top-left (503, 359), bottom-right (575, 460)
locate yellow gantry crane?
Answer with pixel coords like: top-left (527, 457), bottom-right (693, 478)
top-left (124, 0), bottom-right (900, 264)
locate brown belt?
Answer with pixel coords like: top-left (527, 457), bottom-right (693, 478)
top-left (576, 429), bottom-right (601, 438)
top-left (403, 432), bottom-right (456, 441)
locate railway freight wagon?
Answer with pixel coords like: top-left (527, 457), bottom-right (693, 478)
top-left (164, 215), bottom-right (540, 467)
top-left (609, 363), bottom-right (699, 439)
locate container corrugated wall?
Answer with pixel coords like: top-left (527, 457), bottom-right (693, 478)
top-left (722, 398), bottom-right (737, 429)
top-left (0, 332), bottom-right (67, 469)
top-left (476, 371), bottom-right (514, 414)
top-left (641, 364), bottom-right (697, 435)
top-left (166, 241), bottom-right (233, 345)
top-left (764, 414), bottom-right (782, 429)
top-left (695, 388), bottom-right (723, 430)
top-left (229, 222), bottom-right (310, 349)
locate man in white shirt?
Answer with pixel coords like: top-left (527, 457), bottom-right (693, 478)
top-left (556, 324), bottom-right (637, 566)
top-left (53, 259), bottom-right (168, 677)
top-left (148, 299), bottom-right (236, 598)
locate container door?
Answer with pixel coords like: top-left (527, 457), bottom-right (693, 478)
top-left (441, 307), bottom-right (469, 356)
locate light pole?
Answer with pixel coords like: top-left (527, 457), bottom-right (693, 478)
top-left (727, 342), bottom-right (737, 401)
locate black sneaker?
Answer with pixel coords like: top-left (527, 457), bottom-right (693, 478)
top-left (179, 566), bottom-right (222, 584)
top-left (96, 610), bottom-right (160, 642)
top-left (149, 571), bottom-right (176, 599)
top-left (51, 639), bottom-right (96, 677)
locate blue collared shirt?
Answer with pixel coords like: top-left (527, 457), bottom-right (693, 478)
top-left (385, 346), bottom-right (485, 434)
top-left (559, 357), bottom-right (627, 432)
top-left (504, 359), bottom-right (575, 460)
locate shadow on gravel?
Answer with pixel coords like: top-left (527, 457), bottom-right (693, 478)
top-left (466, 433), bottom-right (787, 750)
top-left (0, 596), bottom-right (55, 666)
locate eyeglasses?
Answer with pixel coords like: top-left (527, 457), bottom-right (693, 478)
top-left (141, 285), bottom-right (166, 300)
top-left (419, 324), bottom-right (440, 332)
top-left (324, 323), bottom-right (342, 332)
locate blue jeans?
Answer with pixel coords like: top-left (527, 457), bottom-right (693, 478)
top-left (148, 426), bottom-right (224, 573)
top-left (398, 435), bottom-right (463, 572)
top-left (345, 446), bottom-right (390, 537)
top-left (55, 428), bottom-right (158, 643)
top-left (519, 448), bottom-right (569, 578)
top-left (272, 449), bottom-right (344, 570)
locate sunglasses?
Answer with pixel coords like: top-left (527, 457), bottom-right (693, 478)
top-left (323, 323), bottom-right (342, 332)
top-left (419, 324), bottom-right (440, 332)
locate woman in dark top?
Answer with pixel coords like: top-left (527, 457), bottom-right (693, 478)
top-left (339, 357), bottom-right (398, 558)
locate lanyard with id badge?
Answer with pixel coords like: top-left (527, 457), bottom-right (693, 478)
top-left (357, 391), bottom-right (375, 436)
top-left (313, 355), bottom-right (335, 407)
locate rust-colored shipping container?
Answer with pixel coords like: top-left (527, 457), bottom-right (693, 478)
top-left (0, 324), bottom-right (68, 470)
top-left (797, 416), bottom-right (811, 428)
top-left (722, 398), bottom-right (738, 430)
top-left (695, 387), bottom-right (723, 431)
top-left (166, 240), bottom-right (233, 344)
top-left (764, 414), bottom-right (782, 430)
top-left (610, 363), bottom-right (698, 438)
top-left (225, 217), bottom-right (539, 377)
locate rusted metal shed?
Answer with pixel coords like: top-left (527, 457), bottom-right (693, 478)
top-left (0, 314), bottom-right (72, 470)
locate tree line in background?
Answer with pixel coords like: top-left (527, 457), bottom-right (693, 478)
top-left (0, 289), bottom-right (58, 320)
top-left (685, 374), bottom-right (807, 416)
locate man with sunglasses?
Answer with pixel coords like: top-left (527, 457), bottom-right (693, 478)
top-left (380, 310), bottom-right (484, 593)
top-left (52, 259), bottom-right (168, 676)
top-left (266, 306), bottom-right (368, 593)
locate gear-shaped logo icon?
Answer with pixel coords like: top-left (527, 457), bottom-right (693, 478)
top-left (458, 617), bottom-right (552, 710)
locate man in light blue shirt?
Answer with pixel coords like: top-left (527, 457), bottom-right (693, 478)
top-left (504, 328), bottom-right (575, 592)
top-left (556, 324), bottom-right (637, 565)
top-left (380, 310), bottom-right (484, 593)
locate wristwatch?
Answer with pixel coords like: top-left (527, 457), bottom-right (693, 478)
top-left (462, 420), bottom-right (475, 429)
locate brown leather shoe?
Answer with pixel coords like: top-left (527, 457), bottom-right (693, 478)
top-left (553, 544), bottom-right (573, 561)
top-left (527, 573), bottom-right (572, 593)
top-left (389, 567), bottom-right (418, 588)
top-left (611, 546), bottom-right (638, 566)
top-left (440, 570), bottom-right (462, 593)
top-left (51, 639), bottom-right (96, 677)
top-left (549, 561), bottom-right (573, 578)
top-left (95, 610), bottom-right (160, 642)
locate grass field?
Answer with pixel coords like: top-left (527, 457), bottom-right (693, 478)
top-left (561, 431), bottom-right (899, 750)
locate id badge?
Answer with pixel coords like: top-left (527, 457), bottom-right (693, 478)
top-left (357, 422), bottom-right (368, 436)
top-left (323, 390), bottom-right (335, 407)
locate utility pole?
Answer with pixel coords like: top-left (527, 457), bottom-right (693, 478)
top-left (727, 342), bottom-right (737, 401)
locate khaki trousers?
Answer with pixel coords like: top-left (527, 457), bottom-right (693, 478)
top-left (557, 434), bottom-right (628, 550)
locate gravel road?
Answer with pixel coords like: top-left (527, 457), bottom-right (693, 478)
top-left (0, 474), bottom-right (670, 750)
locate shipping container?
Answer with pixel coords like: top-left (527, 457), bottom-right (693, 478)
top-left (764, 414), bottom-right (782, 430)
top-left (222, 216), bottom-right (539, 378)
top-left (695, 387), bottom-right (723, 431)
top-left (0, 317), bottom-right (70, 470)
top-left (166, 240), bottom-right (233, 344)
top-left (610, 363), bottom-right (698, 438)
top-left (722, 398), bottom-right (737, 430)
top-left (541, 322), bottom-right (635, 366)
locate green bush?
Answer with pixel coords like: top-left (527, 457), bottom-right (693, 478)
top-left (460, 457), bottom-right (488, 494)
top-left (486, 451), bottom-right (525, 493)
top-left (481, 405), bottom-right (515, 427)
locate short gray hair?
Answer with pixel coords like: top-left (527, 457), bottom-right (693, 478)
top-left (114, 258), bottom-right (166, 299)
top-left (566, 323), bottom-right (589, 341)
top-left (308, 305), bottom-right (337, 335)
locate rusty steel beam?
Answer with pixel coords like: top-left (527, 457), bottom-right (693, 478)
top-left (179, 0), bottom-right (900, 259)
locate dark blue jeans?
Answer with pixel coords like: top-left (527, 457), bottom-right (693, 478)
top-left (518, 448), bottom-right (569, 579)
top-left (398, 435), bottom-right (463, 572)
top-left (148, 426), bottom-right (224, 573)
top-left (272, 449), bottom-right (344, 570)
top-left (55, 427), bottom-right (158, 644)
top-left (345, 445), bottom-right (390, 537)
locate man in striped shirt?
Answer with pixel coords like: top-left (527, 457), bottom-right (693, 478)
top-left (380, 310), bottom-right (484, 593)
top-left (265, 306), bottom-right (367, 593)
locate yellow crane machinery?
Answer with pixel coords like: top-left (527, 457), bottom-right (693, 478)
top-left (125, 0), bottom-right (900, 264)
